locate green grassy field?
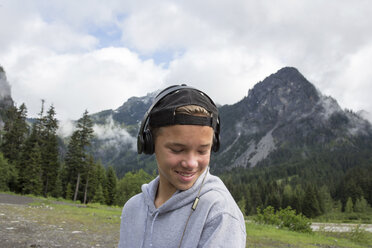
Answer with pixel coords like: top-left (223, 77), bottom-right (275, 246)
top-left (28, 198), bottom-right (122, 234)
top-left (27, 198), bottom-right (372, 247)
top-left (245, 221), bottom-right (371, 247)
top-left (1, 194), bottom-right (372, 247)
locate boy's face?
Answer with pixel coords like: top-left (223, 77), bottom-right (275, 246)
top-left (154, 124), bottom-right (214, 194)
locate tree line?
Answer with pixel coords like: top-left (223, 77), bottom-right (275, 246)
top-left (0, 102), bottom-right (154, 206)
top-left (221, 146), bottom-right (372, 218)
top-left (1, 101), bottom-right (371, 216)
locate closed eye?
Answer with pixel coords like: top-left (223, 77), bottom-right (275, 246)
top-left (170, 148), bottom-right (184, 154)
top-left (198, 150), bottom-right (209, 155)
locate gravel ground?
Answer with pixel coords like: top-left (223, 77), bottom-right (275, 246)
top-left (0, 193), bottom-right (120, 248)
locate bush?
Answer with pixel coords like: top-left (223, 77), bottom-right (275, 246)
top-left (0, 153), bottom-right (17, 191)
top-left (254, 206), bottom-right (312, 233)
top-left (348, 224), bottom-right (371, 245)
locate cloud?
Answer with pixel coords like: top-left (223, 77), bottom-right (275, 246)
top-left (3, 46), bottom-right (167, 120)
top-left (93, 115), bottom-right (137, 151)
top-left (1, 0), bottom-right (372, 123)
top-left (165, 47), bottom-right (282, 104)
top-left (57, 119), bottom-right (76, 138)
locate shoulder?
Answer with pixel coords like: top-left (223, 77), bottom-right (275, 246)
top-left (201, 174), bottom-right (246, 231)
top-left (201, 174), bottom-right (237, 211)
top-left (122, 193), bottom-right (144, 214)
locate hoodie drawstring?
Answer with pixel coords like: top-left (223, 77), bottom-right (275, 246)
top-left (150, 211), bottom-right (160, 247)
top-left (140, 206), bottom-right (150, 248)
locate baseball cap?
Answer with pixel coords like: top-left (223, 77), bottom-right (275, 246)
top-left (148, 86), bottom-right (219, 131)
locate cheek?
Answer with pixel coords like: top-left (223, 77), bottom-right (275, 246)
top-left (157, 152), bottom-right (181, 168)
top-left (199, 155), bottom-right (211, 167)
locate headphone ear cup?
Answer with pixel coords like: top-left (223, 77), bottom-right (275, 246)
top-left (143, 129), bottom-right (155, 154)
top-left (212, 132), bottom-right (220, 152)
top-left (137, 133), bottom-right (144, 154)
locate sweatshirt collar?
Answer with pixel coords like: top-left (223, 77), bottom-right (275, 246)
top-left (142, 168), bottom-right (210, 214)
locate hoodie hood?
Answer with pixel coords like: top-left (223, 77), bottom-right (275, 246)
top-left (142, 168), bottom-right (213, 215)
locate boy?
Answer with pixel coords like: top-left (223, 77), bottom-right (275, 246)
top-left (119, 85), bottom-right (246, 247)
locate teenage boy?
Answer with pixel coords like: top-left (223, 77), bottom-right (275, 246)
top-left (118, 85), bottom-right (246, 248)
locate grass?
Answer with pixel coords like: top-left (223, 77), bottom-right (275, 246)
top-left (246, 222), bottom-right (372, 248)
top-left (1, 192), bottom-right (371, 247)
top-left (27, 199), bottom-right (122, 233)
top-left (26, 198), bottom-right (372, 247)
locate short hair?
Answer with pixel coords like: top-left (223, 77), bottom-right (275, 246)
top-left (175, 105), bottom-right (211, 117)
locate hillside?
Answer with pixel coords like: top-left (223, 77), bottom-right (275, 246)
top-left (213, 67), bottom-right (372, 171)
top-left (88, 67), bottom-right (372, 178)
top-left (0, 66), bottom-right (14, 128)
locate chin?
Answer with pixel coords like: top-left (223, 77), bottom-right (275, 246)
top-left (176, 183), bottom-right (194, 191)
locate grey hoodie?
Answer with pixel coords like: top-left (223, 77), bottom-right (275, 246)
top-left (118, 170), bottom-right (246, 248)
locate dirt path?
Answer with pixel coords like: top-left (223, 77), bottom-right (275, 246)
top-left (0, 193), bottom-right (35, 205)
top-left (0, 193), bottom-right (120, 248)
top-left (311, 222), bottom-right (372, 233)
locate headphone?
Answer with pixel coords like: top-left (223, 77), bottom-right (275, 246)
top-left (137, 84), bottom-right (220, 154)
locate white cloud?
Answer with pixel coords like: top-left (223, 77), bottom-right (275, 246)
top-left (3, 46), bottom-right (166, 120)
top-left (165, 47), bottom-right (283, 104)
top-left (1, 0), bottom-right (372, 123)
top-left (93, 115), bottom-right (137, 151)
top-left (57, 119), bottom-right (76, 138)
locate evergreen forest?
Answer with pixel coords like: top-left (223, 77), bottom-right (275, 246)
top-left (0, 101), bottom-right (371, 221)
top-left (0, 102), bottom-right (154, 207)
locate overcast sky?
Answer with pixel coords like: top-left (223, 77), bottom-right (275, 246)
top-left (1, 0), bottom-right (372, 122)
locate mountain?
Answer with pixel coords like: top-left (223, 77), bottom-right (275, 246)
top-left (213, 67), bottom-right (372, 172)
top-left (90, 67), bottom-right (372, 177)
top-left (89, 91), bottom-right (159, 176)
top-left (0, 66), bottom-right (14, 128)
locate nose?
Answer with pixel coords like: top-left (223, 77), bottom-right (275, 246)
top-left (181, 153), bottom-right (198, 169)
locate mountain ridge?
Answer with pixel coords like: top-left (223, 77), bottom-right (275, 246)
top-left (213, 67), bottom-right (372, 171)
top-left (86, 67), bottom-right (372, 176)
top-left (1, 65), bottom-right (371, 178)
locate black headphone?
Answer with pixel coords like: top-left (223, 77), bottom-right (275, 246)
top-left (137, 84), bottom-right (220, 154)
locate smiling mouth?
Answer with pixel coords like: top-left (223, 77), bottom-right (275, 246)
top-left (176, 171), bottom-right (195, 177)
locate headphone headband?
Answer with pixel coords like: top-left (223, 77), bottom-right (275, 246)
top-left (137, 84), bottom-right (220, 154)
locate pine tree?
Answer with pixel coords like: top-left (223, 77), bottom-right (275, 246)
top-left (51, 169), bottom-right (63, 198)
top-left (282, 184), bottom-right (293, 208)
top-left (318, 185), bottom-right (333, 214)
top-left (105, 166), bottom-right (117, 205)
top-left (65, 183), bottom-right (73, 200)
top-left (1, 104), bottom-right (29, 167)
top-left (0, 152), bottom-right (17, 191)
top-left (65, 131), bottom-right (83, 196)
top-left (87, 160), bottom-right (106, 203)
top-left (19, 128), bottom-right (43, 195)
top-left (40, 104), bottom-right (59, 196)
top-left (65, 110), bottom-right (94, 202)
top-left (354, 197), bottom-right (368, 213)
top-left (92, 184), bottom-right (105, 204)
top-left (291, 184), bottom-right (305, 214)
top-left (345, 197), bottom-right (354, 213)
top-left (83, 156), bottom-right (95, 204)
top-left (302, 184), bottom-right (321, 218)
top-left (238, 196), bottom-right (247, 217)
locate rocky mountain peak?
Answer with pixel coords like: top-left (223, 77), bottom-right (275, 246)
top-left (0, 65), bottom-right (12, 100)
top-left (0, 66), bottom-right (14, 128)
top-left (215, 67), bottom-right (372, 170)
top-left (245, 67), bottom-right (320, 120)
top-left (87, 67), bottom-right (372, 174)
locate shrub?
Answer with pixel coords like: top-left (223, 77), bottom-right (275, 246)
top-left (348, 224), bottom-right (371, 245)
top-left (254, 206), bottom-right (312, 233)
